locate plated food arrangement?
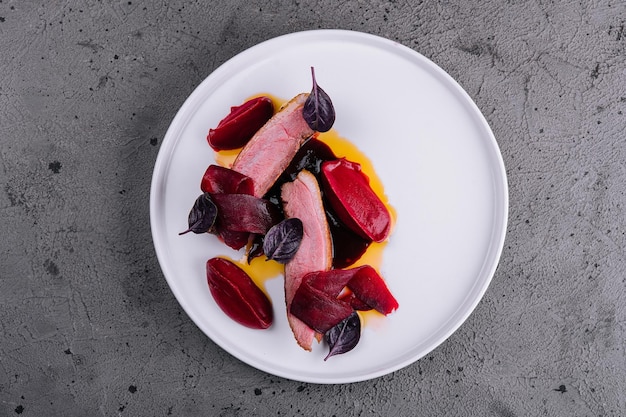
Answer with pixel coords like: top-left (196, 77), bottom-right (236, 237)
top-left (180, 69), bottom-right (399, 359)
top-left (150, 30), bottom-right (508, 383)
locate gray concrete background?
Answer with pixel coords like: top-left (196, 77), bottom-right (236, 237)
top-left (1, 1), bottom-right (625, 416)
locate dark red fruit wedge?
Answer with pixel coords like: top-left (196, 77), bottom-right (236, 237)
top-left (320, 158), bottom-right (391, 242)
top-left (211, 193), bottom-right (282, 234)
top-left (297, 268), bottom-right (355, 298)
top-left (207, 96), bottom-right (274, 151)
top-left (201, 164), bottom-right (254, 195)
top-left (337, 290), bottom-right (373, 311)
top-left (214, 223), bottom-right (250, 251)
top-left (346, 265), bottom-right (399, 315)
top-left (290, 265), bottom-right (398, 333)
top-left (289, 281), bottom-right (353, 334)
top-left (206, 257), bottom-right (273, 329)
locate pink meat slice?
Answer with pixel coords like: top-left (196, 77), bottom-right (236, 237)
top-left (232, 93), bottom-right (314, 197)
top-left (281, 170), bottom-right (332, 351)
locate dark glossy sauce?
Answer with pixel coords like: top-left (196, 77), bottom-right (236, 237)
top-left (262, 137), bottom-right (372, 268)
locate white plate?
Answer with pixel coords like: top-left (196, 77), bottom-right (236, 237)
top-left (150, 29), bottom-right (508, 384)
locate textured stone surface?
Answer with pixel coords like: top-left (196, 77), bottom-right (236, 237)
top-left (1, 1), bottom-right (625, 416)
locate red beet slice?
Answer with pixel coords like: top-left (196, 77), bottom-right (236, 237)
top-left (290, 266), bottom-right (398, 329)
top-left (207, 96), bottom-right (274, 151)
top-left (211, 193), bottom-right (282, 234)
top-left (290, 282), bottom-right (353, 334)
top-left (300, 268), bottom-right (355, 297)
top-left (201, 165), bottom-right (254, 195)
top-left (320, 158), bottom-right (391, 242)
top-left (199, 166), bottom-right (258, 250)
top-left (214, 223), bottom-right (250, 250)
top-left (206, 257), bottom-right (273, 329)
top-left (337, 290), bottom-right (373, 311)
top-left (347, 266), bottom-right (399, 315)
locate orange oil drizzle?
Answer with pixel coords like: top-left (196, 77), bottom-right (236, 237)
top-left (235, 255), bottom-right (283, 296)
top-left (214, 148), bottom-right (239, 168)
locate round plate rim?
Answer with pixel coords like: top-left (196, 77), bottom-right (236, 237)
top-left (150, 29), bottom-right (509, 384)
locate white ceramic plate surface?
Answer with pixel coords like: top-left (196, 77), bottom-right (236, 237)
top-left (150, 29), bottom-right (508, 384)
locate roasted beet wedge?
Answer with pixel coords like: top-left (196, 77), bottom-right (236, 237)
top-left (207, 96), bottom-right (274, 151)
top-left (290, 268), bottom-right (357, 333)
top-left (289, 265), bottom-right (398, 330)
top-left (211, 193), bottom-right (282, 234)
top-left (346, 266), bottom-right (398, 315)
top-left (214, 223), bottom-right (250, 251)
top-left (337, 291), bottom-right (373, 311)
top-left (281, 170), bottom-right (332, 351)
top-left (199, 166), bottom-right (258, 250)
top-left (290, 282), bottom-right (353, 334)
top-left (206, 257), bottom-right (273, 329)
top-left (321, 158), bottom-right (391, 242)
top-left (232, 93), bottom-right (314, 198)
top-left (295, 268), bottom-right (355, 298)
top-left (201, 164), bottom-right (254, 195)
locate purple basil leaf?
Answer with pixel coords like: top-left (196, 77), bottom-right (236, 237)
top-left (303, 67), bottom-right (335, 132)
top-left (263, 218), bottom-right (303, 263)
top-left (179, 193), bottom-right (217, 235)
top-left (324, 311), bottom-right (361, 360)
